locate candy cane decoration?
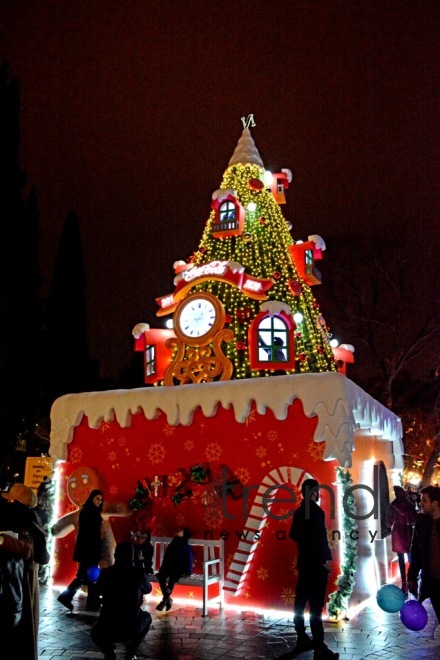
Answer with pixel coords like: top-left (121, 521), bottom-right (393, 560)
top-left (224, 465), bottom-right (312, 595)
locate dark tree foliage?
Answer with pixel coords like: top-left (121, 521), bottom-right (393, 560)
top-left (0, 61), bottom-right (45, 466)
top-left (321, 232), bottom-right (440, 482)
top-left (45, 210), bottom-right (100, 399)
top-left (320, 231), bottom-right (440, 409)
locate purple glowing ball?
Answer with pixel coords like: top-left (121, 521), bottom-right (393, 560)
top-left (399, 600), bottom-right (428, 631)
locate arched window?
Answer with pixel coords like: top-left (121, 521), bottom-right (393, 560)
top-left (211, 194), bottom-right (244, 238)
top-left (219, 201), bottom-right (236, 224)
top-left (248, 310), bottom-right (296, 370)
top-left (258, 316), bottom-right (288, 362)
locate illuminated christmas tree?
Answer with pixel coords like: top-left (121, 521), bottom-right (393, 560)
top-left (134, 121), bottom-right (337, 384)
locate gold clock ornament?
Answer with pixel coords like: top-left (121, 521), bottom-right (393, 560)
top-left (164, 292), bottom-right (234, 385)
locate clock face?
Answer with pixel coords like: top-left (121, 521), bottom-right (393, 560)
top-left (179, 298), bottom-right (216, 338)
top-left (174, 292), bottom-right (225, 345)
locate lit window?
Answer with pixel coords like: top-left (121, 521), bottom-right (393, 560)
top-left (258, 316), bottom-right (288, 362)
top-left (145, 345), bottom-right (156, 377)
top-left (219, 201), bottom-right (236, 223)
top-left (305, 249), bottom-right (313, 266)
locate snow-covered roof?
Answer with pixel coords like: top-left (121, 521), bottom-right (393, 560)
top-left (228, 128), bottom-right (264, 169)
top-left (49, 373), bottom-right (403, 469)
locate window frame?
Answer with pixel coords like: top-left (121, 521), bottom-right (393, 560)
top-left (248, 310), bottom-right (296, 370)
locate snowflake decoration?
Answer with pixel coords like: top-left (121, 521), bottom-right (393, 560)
top-left (277, 508), bottom-right (292, 525)
top-left (245, 409), bottom-right (256, 426)
top-left (257, 567), bottom-right (269, 581)
top-left (108, 484), bottom-right (119, 496)
top-left (148, 443), bottom-right (167, 464)
top-left (234, 467), bottom-right (251, 485)
top-left (162, 424), bottom-right (175, 437)
top-left (176, 513), bottom-right (186, 527)
top-left (267, 430), bottom-right (278, 442)
top-left (204, 442), bottom-right (223, 461)
top-left (108, 451), bottom-right (117, 462)
top-left (245, 589), bottom-right (251, 599)
top-left (289, 559), bottom-right (298, 576)
top-left (188, 590), bottom-right (195, 598)
top-left (184, 439), bottom-right (194, 452)
top-left (69, 447), bottom-right (83, 463)
top-left (308, 440), bottom-right (325, 461)
top-left (99, 421), bottom-right (111, 433)
top-left (281, 587), bottom-right (295, 605)
top-left (152, 520), bottom-right (167, 537)
top-left (256, 445), bottom-right (267, 459)
top-left (204, 505), bottom-right (223, 529)
top-left (117, 436), bottom-right (127, 446)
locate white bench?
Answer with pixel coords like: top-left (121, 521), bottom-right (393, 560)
top-left (149, 536), bottom-right (224, 617)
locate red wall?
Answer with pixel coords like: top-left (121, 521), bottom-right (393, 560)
top-left (52, 398), bottom-right (341, 611)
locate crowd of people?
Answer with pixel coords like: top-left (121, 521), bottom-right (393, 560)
top-left (278, 480), bottom-right (440, 660)
top-left (2, 478), bottom-right (440, 659)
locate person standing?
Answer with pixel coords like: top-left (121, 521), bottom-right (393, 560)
top-left (282, 478), bottom-right (339, 660)
top-left (155, 528), bottom-right (193, 612)
top-left (388, 485), bottom-right (417, 591)
top-left (407, 485), bottom-right (440, 624)
top-left (0, 488), bottom-right (38, 659)
top-left (57, 489), bottom-right (103, 611)
top-left (91, 541), bottom-right (152, 660)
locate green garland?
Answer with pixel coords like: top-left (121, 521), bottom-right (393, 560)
top-left (327, 467), bottom-right (358, 620)
top-left (129, 479), bottom-right (151, 511)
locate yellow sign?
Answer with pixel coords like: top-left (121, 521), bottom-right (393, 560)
top-left (24, 456), bottom-right (53, 493)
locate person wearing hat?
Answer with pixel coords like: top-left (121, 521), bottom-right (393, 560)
top-left (1, 483), bottom-right (47, 660)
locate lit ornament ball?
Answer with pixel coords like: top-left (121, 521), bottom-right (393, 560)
top-left (399, 600), bottom-right (428, 631)
top-left (87, 565), bottom-right (101, 583)
top-left (376, 584), bottom-right (406, 613)
top-left (243, 232), bottom-right (253, 242)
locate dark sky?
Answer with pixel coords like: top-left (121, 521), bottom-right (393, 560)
top-left (1, 1), bottom-right (439, 378)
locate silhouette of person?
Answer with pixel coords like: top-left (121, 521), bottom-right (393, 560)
top-left (408, 485), bottom-right (440, 624)
top-left (91, 541), bottom-right (152, 660)
top-left (259, 334), bottom-right (287, 361)
top-left (57, 489), bottom-right (104, 611)
top-left (283, 479), bottom-right (339, 660)
top-left (388, 485), bottom-right (417, 591)
top-left (156, 528), bottom-right (193, 612)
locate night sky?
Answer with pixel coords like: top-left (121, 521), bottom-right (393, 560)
top-left (1, 1), bottom-right (439, 378)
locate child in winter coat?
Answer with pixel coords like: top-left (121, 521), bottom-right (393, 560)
top-left (156, 528), bottom-right (193, 611)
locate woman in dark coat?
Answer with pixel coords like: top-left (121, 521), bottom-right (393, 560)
top-left (388, 485), bottom-right (417, 590)
top-left (57, 489), bottom-right (103, 611)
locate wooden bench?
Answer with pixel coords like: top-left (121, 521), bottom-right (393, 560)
top-left (149, 536), bottom-right (224, 617)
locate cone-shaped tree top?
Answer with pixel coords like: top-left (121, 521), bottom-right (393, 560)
top-left (228, 127), bottom-right (264, 169)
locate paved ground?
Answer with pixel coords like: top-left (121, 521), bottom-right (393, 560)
top-left (38, 587), bottom-right (440, 660)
